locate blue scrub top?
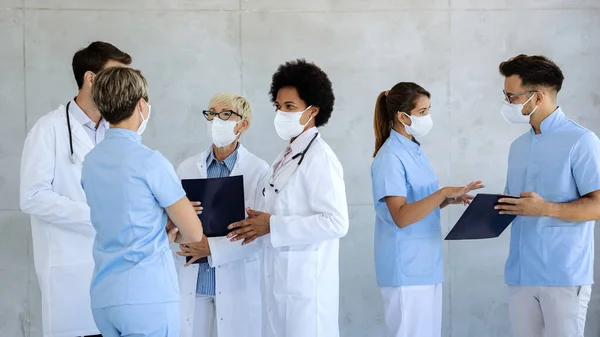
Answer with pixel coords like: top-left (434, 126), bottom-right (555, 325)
top-left (371, 130), bottom-right (443, 287)
top-left (81, 128), bottom-right (186, 309)
top-left (504, 108), bottom-right (600, 286)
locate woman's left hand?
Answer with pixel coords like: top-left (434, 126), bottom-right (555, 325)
top-left (227, 208), bottom-right (271, 245)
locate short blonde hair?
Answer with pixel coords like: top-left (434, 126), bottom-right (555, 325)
top-left (208, 93), bottom-right (253, 124)
top-left (92, 67), bottom-right (148, 124)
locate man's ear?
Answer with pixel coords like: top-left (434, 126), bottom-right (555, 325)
top-left (84, 71), bottom-right (95, 87)
top-left (535, 91), bottom-right (545, 105)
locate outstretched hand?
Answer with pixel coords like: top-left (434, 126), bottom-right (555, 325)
top-left (443, 180), bottom-right (484, 199)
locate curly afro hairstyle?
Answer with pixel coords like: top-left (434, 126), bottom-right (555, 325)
top-left (269, 59), bottom-right (335, 127)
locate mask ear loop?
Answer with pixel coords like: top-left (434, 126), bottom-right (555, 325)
top-left (234, 118), bottom-right (245, 138)
top-left (397, 111), bottom-right (412, 127)
top-left (524, 92), bottom-right (539, 116)
top-left (301, 106), bottom-right (314, 128)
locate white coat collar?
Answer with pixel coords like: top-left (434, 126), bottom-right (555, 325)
top-left (69, 99), bottom-right (109, 131)
top-left (196, 143), bottom-right (248, 177)
top-left (288, 127), bottom-right (319, 157)
top-left (64, 101), bottom-right (94, 150)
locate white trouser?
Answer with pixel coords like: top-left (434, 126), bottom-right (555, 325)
top-left (508, 285), bottom-right (592, 337)
top-left (380, 284), bottom-right (442, 337)
top-left (193, 295), bottom-right (218, 337)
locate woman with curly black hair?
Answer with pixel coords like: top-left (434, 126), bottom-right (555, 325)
top-left (227, 59), bottom-right (349, 337)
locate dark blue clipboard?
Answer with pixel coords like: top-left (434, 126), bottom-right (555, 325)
top-left (181, 176), bottom-right (245, 263)
top-left (445, 194), bottom-right (518, 240)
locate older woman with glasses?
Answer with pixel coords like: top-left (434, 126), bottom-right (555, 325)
top-left (176, 93), bottom-right (270, 337)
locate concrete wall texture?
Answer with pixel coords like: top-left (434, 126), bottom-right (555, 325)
top-left (1, 0), bottom-right (600, 336)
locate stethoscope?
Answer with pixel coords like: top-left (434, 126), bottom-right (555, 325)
top-left (262, 132), bottom-right (319, 196)
top-left (65, 101), bottom-right (77, 164)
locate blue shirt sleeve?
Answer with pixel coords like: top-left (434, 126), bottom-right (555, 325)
top-left (372, 152), bottom-right (407, 203)
top-left (145, 151), bottom-right (186, 208)
top-left (571, 131), bottom-right (600, 196)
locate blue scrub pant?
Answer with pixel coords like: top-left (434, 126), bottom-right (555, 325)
top-left (92, 302), bottom-right (180, 337)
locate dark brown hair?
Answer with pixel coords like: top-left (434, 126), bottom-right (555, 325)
top-left (499, 54), bottom-right (564, 94)
top-left (72, 41), bottom-right (132, 89)
top-left (373, 82), bottom-right (430, 157)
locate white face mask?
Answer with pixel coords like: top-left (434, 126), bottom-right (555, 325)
top-left (402, 113), bottom-right (433, 137)
top-left (500, 93), bottom-right (538, 124)
top-left (274, 106), bottom-right (313, 140)
top-left (207, 118), bottom-right (241, 148)
top-left (137, 100), bottom-right (151, 135)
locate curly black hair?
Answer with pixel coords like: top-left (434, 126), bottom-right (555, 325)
top-left (499, 54), bottom-right (564, 93)
top-left (269, 59), bottom-right (335, 127)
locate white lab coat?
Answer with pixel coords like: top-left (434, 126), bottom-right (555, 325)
top-left (261, 128), bottom-right (349, 337)
top-left (174, 144), bottom-right (270, 337)
top-left (19, 105), bottom-right (99, 337)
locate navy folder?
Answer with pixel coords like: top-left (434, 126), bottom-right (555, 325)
top-left (444, 194), bottom-right (518, 240)
top-left (181, 176), bottom-right (245, 263)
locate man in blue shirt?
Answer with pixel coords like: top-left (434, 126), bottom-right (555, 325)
top-left (496, 54), bottom-right (600, 337)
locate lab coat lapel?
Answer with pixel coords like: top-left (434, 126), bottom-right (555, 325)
top-left (196, 147), bottom-right (211, 179)
top-left (230, 144), bottom-right (247, 176)
top-left (67, 109), bottom-right (94, 151)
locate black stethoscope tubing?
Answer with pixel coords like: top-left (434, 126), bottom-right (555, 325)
top-left (262, 132), bottom-right (319, 196)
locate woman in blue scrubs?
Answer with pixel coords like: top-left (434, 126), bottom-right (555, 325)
top-left (371, 82), bottom-right (483, 337)
top-left (81, 67), bottom-right (204, 337)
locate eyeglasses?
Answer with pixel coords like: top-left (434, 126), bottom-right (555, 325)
top-left (503, 90), bottom-right (538, 104)
top-left (202, 110), bottom-right (242, 121)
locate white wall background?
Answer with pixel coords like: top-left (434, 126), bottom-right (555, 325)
top-left (1, 0), bottom-right (600, 336)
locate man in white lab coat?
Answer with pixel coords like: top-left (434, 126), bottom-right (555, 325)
top-left (20, 41), bottom-right (131, 337)
top-left (227, 59), bottom-right (349, 337)
top-left (176, 93), bottom-right (270, 337)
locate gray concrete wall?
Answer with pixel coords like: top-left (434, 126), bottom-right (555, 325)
top-left (1, 0), bottom-right (599, 336)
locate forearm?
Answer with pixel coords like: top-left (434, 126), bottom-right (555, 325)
top-left (270, 213), bottom-right (349, 247)
top-left (390, 190), bottom-right (446, 228)
top-left (20, 190), bottom-right (94, 234)
top-left (545, 196), bottom-right (600, 222)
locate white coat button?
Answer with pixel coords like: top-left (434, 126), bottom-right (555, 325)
top-left (189, 292), bottom-right (193, 295)
top-left (186, 318), bottom-right (190, 322)
top-left (219, 291), bottom-right (222, 294)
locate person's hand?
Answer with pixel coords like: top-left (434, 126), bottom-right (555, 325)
top-left (445, 194), bottom-right (474, 206)
top-left (191, 201), bottom-right (203, 214)
top-left (442, 181), bottom-right (484, 199)
top-left (495, 192), bottom-right (550, 217)
top-left (166, 218), bottom-right (179, 243)
top-left (226, 208), bottom-right (271, 245)
top-left (177, 235), bottom-right (210, 267)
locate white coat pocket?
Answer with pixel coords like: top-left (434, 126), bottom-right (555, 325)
top-left (273, 250), bottom-right (318, 298)
top-left (48, 264), bottom-right (96, 335)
